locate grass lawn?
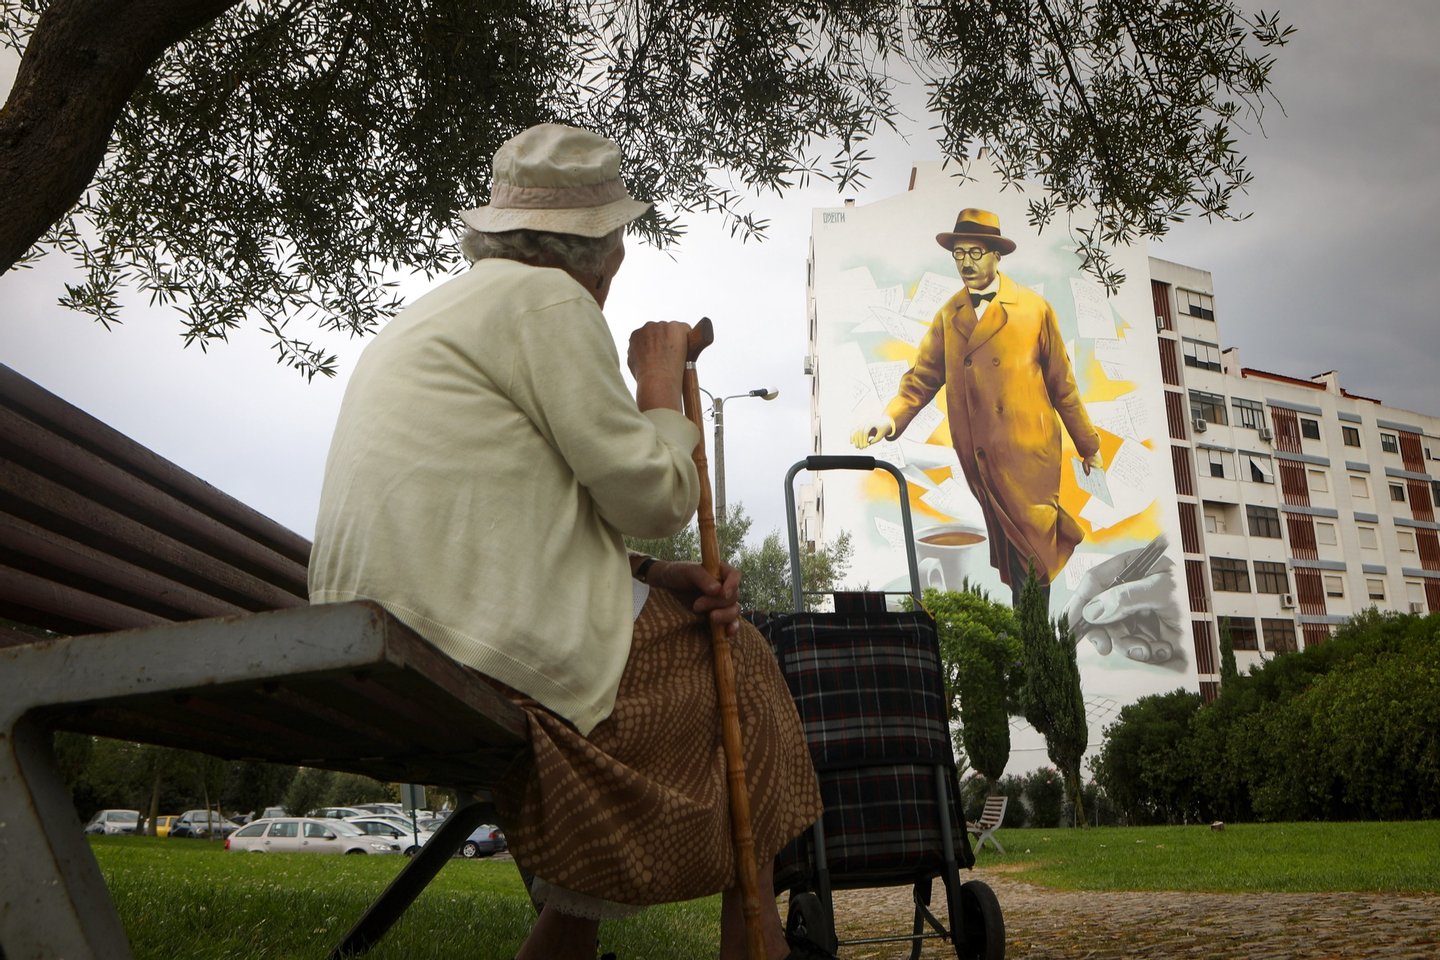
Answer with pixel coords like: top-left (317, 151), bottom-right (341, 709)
top-left (982, 821), bottom-right (1440, 894)
top-left (91, 822), bottom-right (1440, 957)
top-left (92, 836), bottom-right (721, 960)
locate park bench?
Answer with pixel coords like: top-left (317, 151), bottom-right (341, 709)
top-left (0, 362), bottom-right (530, 960)
top-left (966, 795), bottom-right (1008, 854)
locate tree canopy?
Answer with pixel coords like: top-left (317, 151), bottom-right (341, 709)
top-left (2, 0), bottom-right (1292, 377)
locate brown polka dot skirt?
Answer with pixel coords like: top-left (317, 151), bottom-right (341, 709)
top-left (491, 587), bottom-right (823, 906)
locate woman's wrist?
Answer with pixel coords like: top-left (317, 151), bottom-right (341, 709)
top-left (632, 555), bottom-right (660, 584)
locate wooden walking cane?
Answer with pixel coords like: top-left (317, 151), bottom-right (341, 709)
top-left (684, 317), bottom-right (768, 960)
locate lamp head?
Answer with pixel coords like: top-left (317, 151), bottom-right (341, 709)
top-left (752, 388), bottom-right (779, 400)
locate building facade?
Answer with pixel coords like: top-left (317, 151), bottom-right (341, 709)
top-left (1152, 257), bottom-right (1440, 698)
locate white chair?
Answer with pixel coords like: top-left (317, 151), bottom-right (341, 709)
top-left (967, 795), bottom-right (1008, 854)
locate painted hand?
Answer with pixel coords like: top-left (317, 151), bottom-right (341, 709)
top-left (1082, 451), bottom-right (1104, 475)
top-left (1062, 550), bottom-right (1183, 667)
top-left (850, 415), bottom-right (895, 449)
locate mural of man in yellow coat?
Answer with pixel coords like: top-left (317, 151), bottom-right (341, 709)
top-left (853, 209), bottom-right (1102, 607)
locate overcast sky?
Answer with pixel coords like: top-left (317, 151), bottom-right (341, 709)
top-left (2, 1), bottom-right (1438, 547)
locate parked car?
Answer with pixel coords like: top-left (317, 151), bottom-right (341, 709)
top-left (459, 824), bottom-right (507, 859)
top-left (306, 806), bottom-right (372, 820)
top-left (83, 809), bottom-right (140, 835)
top-left (225, 818), bottom-right (402, 855)
top-left (152, 815), bottom-right (179, 838)
top-left (345, 816), bottom-right (437, 856)
top-left (351, 803), bottom-right (406, 817)
top-left (169, 809), bottom-right (242, 839)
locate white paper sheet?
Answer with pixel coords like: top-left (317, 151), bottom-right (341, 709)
top-left (1070, 276), bottom-right (1118, 340)
top-left (903, 272), bottom-right (966, 322)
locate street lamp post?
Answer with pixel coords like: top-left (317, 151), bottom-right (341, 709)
top-left (698, 386), bottom-right (779, 521)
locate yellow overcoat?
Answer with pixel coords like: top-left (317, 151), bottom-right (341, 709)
top-left (885, 273), bottom-right (1101, 585)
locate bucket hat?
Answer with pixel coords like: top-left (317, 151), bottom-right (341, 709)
top-left (460, 124), bottom-right (651, 238)
top-left (934, 208), bottom-right (1017, 255)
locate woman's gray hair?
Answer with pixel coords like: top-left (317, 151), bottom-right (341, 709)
top-left (461, 227), bottom-right (623, 277)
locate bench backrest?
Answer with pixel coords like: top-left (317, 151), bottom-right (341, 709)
top-left (978, 794), bottom-right (1007, 826)
top-left (0, 363), bottom-right (310, 646)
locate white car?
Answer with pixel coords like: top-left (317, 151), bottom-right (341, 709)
top-left (83, 809), bottom-right (140, 835)
top-left (225, 817), bottom-right (401, 855)
top-left (345, 815), bottom-right (437, 856)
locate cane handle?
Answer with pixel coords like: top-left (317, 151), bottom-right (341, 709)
top-left (687, 316), bottom-right (715, 362)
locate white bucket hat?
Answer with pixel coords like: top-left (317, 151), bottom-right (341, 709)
top-left (459, 123), bottom-right (652, 238)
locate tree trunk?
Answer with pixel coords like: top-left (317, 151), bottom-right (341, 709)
top-left (0, 0), bottom-right (240, 273)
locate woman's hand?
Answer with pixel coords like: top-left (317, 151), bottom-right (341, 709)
top-left (627, 321), bottom-right (689, 413)
top-left (648, 559), bottom-right (743, 636)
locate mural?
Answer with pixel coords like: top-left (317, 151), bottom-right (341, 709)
top-left (808, 163), bottom-right (1195, 764)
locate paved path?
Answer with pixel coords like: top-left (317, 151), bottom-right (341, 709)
top-left (827, 868), bottom-right (1440, 959)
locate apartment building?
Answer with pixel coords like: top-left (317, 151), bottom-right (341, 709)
top-left (1152, 257), bottom-right (1440, 698)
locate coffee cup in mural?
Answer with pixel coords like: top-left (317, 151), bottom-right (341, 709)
top-left (914, 522), bottom-right (987, 593)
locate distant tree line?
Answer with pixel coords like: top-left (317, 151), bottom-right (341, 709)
top-left (1092, 610), bottom-right (1440, 824)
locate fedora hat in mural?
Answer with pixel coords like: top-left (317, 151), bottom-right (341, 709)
top-left (935, 208), bottom-right (1017, 255)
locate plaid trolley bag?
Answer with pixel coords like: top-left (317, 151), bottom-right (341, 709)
top-left (758, 456), bottom-right (1004, 960)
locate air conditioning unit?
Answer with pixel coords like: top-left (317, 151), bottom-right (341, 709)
top-left (1258, 427), bottom-right (1274, 442)
top-left (1192, 418), bottom-right (1208, 434)
top-left (1280, 593), bottom-right (1297, 609)
top-left (1411, 601), bottom-right (1427, 614)
top-left (1155, 315), bottom-right (1167, 332)
top-left (803, 355), bottom-right (816, 376)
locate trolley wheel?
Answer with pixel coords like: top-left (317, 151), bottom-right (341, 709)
top-left (957, 879), bottom-right (1004, 960)
top-left (786, 891), bottom-right (838, 956)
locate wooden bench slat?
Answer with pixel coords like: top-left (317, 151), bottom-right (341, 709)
top-left (0, 512), bottom-right (250, 621)
top-left (0, 563), bottom-right (170, 632)
top-left (0, 405), bottom-right (307, 592)
top-left (0, 364), bottom-right (312, 564)
top-left (1, 459), bottom-right (304, 618)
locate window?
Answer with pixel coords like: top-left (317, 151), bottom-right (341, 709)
top-left (1358, 524), bottom-right (1379, 550)
top-left (1367, 578), bottom-right (1386, 601)
top-left (269, 821), bottom-right (299, 838)
top-left (1180, 288), bottom-right (1215, 320)
top-left (1190, 390), bottom-right (1227, 425)
top-left (1245, 454), bottom-right (1274, 483)
top-left (234, 822), bottom-right (267, 838)
top-left (1247, 504), bottom-right (1282, 538)
top-left (1254, 560), bottom-right (1290, 594)
top-left (1308, 469), bottom-right (1329, 493)
top-left (1203, 509), bottom-right (1223, 534)
top-left (1342, 426), bottom-right (1361, 447)
top-left (1314, 521), bottom-right (1338, 546)
top-left (1349, 475), bottom-right (1370, 499)
top-left (1399, 530), bottom-right (1418, 554)
top-left (1232, 398), bottom-right (1266, 430)
top-left (1324, 574), bottom-right (1345, 598)
top-left (1211, 557), bottom-right (1251, 592)
top-left (1390, 483), bottom-right (1406, 502)
top-left (1381, 433), bottom-right (1400, 454)
top-left (303, 822), bottom-right (332, 838)
top-left (1182, 339), bottom-right (1223, 371)
top-left (1218, 616), bottom-right (1259, 651)
top-left (1261, 619), bottom-right (1298, 653)
top-left (1205, 448), bottom-right (1232, 479)
top-left (1300, 418), bottom-right (1320, 440)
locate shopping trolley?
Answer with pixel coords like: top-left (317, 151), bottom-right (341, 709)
top-left (756, 455), bottom-right (1004, 960)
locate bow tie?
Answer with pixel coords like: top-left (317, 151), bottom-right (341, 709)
top-left (970, 291), bottom-right (996, 307)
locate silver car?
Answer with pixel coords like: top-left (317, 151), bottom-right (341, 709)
top-left (345, 815), bottom-right (437, 856)
top-left (225, 817), bottom-right (401, 855)
top-left (83, 809), bottom-right (140, 835)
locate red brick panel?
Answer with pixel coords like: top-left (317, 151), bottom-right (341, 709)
top-left (1278, 460), bottom-right (1310, 506)
top-left (1152, 280), bottom-right (1173, 331)
top-left (1294, 568), bottom-right (1327, 616)
top-left (1172, 446), bottom-right (1195, 497)
top-left (1418, 530), bottom-right (1440, 571)
top-left (1302, 624), bottom-right (1331, 649)
top-left (1178, 501), bottom-right (1202, 554)
top-left (1286, 514), bottom-right (1318, 561)
top-left (1271, 408), bottom-right (1302, 454)
top-left (1407, 480), bottom-right (1435, 523)
top-left (1165, 391), bottom-right (1188, 440)
top-left (1192, 619), bottom-right (1217, 675)
top-left (1185, 559), bottom-right (1210, 613)
top-left (1399, 431), bottom-right (1426, 472)
top-left (1159, 338), bottom-right (1181, 386)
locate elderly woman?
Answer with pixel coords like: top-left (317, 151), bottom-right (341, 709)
top-left (309, 124), bottom-right (825, 960)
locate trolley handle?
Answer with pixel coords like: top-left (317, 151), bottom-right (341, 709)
top-left (782, 457), bottom-right (921, 611)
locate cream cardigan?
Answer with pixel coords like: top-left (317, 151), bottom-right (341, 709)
top-left (309, 259), bottom-right (700, 735)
